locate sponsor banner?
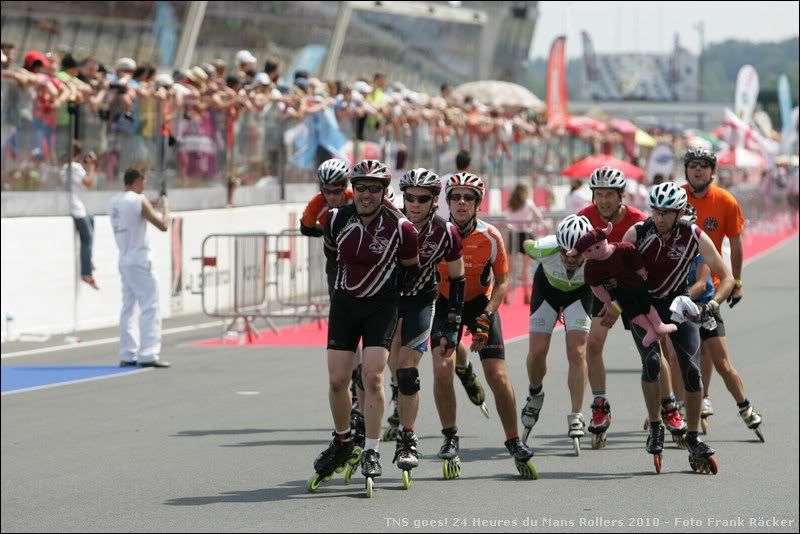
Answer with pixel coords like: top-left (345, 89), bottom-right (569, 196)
top-left (734, 65), bottom-right (759, 128)
top-left (778, 75), bottom-right (795, 155)
top-left (647, 144), bottom-right (675, 179)
top-left (546, 36), bottom-right (568, 129)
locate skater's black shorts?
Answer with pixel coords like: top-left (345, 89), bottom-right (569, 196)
top-left (431, 294), bottom-right (505, 360)
top-left (327, 290), bottom-right (398, 352)
top-left (699, 306), bottom-right (725, 340)
top-left (397, 292), bottom-right (437, 353)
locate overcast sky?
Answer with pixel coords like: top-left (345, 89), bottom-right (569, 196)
top-left (529, 1), bottom-right (800, 59)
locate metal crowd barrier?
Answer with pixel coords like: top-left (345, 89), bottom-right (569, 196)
top-left (196, 231), bottom-right (329, 341)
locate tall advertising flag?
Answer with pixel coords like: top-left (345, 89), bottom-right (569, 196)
top-left (546, 35), bottom-right (568, 129)
top-left (778, 74), bottom-right (794, 155)
top-left (581, 31), bottom-right (598, 82)
top-left (734, 65), bottom-right (759, 128)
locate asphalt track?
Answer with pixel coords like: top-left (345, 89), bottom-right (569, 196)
top-left (2, 236), bottom-right (798, 533)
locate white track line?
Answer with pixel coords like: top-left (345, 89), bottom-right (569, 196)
top-left (1, 367), bottom-right (152, 396)
top-left (1, 321), bottom-right (220, 359)
top-left (2, 234), bottom-right (796, 359)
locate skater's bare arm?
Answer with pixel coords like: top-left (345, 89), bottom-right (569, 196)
top-left (689, 263), bottom-right (711, 301)
top-left (698, 232), bottom-right (733, 306)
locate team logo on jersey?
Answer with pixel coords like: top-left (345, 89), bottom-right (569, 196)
top-left (369, 237), bottom-right (390, 254)
top-left (419, 240), bottom-right (440, 260)
top-left (703, 217), bottom-right (719, 232)
top-left (666, 242), bottom-right (688, 260)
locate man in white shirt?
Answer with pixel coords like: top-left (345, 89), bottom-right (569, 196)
top-left (109, 168), bottom-right (171, 368)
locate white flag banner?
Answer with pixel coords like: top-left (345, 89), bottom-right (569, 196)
top-left (734, 65), bottom-right (759, 129)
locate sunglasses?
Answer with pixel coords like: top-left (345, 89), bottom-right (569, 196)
top-left (448, 193), bottom-right (477, 202)
top-left (404, 193), bottom-right (433, 204)
top-left (321, 186), bottom-right (345, 195)
top-left (687, 161), bottom-right (712, 169)
top-left (353, 183), bottom-right (384, 194)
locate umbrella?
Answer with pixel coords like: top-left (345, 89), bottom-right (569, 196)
top-left (566, 115), bottom-right (607, 133)
top-left (561, 154), bottom-right (645, 180)
top-left (635, 129), bottom-right (657, 148)
top-left (342, 140), bottom-right (381, 165)
top-left (716, 147), bottom-right (767, 169)
top-left (451, 80), bottom-right (545, 111)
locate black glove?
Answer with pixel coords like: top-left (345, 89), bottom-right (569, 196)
top-left (727, 287), bottom-right (742, 308)
top-left (469, 311), bottom-right (492, 348)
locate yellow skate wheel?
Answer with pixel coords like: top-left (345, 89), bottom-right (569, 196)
top-left (402, 470), bottom-right (411, 490)
top-left (307, 473), bottom-right (322, 492)
top-left (365, 477), bottom-right (374, 498)
top-left (701, 417), bottom-right (709, 435)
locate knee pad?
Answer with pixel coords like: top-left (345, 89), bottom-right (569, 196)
top-left (682, 361), bottom-right (702, 393)
top-left (396, 367), bottom-right (420, 395)
top-left (351, 364), bottom-right (364, 391)
top-left (641, 352), bottom-right (661, 383)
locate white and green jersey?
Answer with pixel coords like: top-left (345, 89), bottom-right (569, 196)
top-left (524, 235), bottom-right (586, 292)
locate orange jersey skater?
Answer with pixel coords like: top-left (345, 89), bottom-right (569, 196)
top-left (300, 189), bottom-right (354, 234)
top-left (683, 183), bottom-right (744, 286)
top-left (438, 219), bottom-right (508, 302)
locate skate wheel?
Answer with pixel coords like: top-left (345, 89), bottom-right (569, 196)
top-left (689, 459), bottom-right (697, 472)
top-left (307, 473), bottom-right (322, 492)
top-left (521, 427), bottom-right (531, 445)
top-left (591, 433), bottom-right (606, 450)
top-left (755, 428), bottom-right (765, 443)
top-left (480, 403), bottom-right (490, 419)
top-left (365, 477), bottom-right (373, 498)
top-left (573, 437), bottom-right (581, 457)
top-left (402, 470), bottom-right (411, 490)
top-left (708, 456), bottom-right (718, 474)
top-left (335, 465), bottom-right (345, 474)
top-left (643, 417), bottom-right (649, 431)
top-left (653, 454), bottom-right (662, 474)
top-left (701, 417), bottom-right (709, 435)
top-left (516, 459), bottom-right (538, 480)
top-left (442, 458), bottom-right (461, 480)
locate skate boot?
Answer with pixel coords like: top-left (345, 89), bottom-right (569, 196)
top-left (700, 397), bottom-right (713, 434)
top-left (662, 401), bottom-right (687, 448)
top-left (382, 384), bottom-right (400, 441)
top-left (567, 413), bottom-right (585, 456)
top-left (646, 422), bottom-right (665, 474)
top-left (438, 428), bottom-right (461, 480)
top-left (307, 433), bottom-right (362, 492)
top-left (588, 397), bottom-right (611, 449)
top-left (505, 437), bottom-right (538, 479)
top-left (393, 429), bottom-right (419, 489)
top-left (455, 362), bottom-right (489, 418)
top-left (520, 389), bottom-right (545, 445)
top-left (738, 403), bottom-right (764, 442)
top-left (361, 448), bottom-right (382, 497)
top-left (351, 409), bottom-right (366, 449)
top-left (686, 433), bottom-right (718, 474)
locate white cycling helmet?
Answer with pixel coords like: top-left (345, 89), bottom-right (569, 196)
top-left (649, 182), bottom-right (688, 210)
top-left (589, 166), bottom-right (627, 190)
top-left (445, 172), bottom-right (485, 203)
top-left (556, 214), bottom-right (593, 251)
top-left (399, 167), bottom-right (441, 195)
top-left (317, 158), bottom-right (350, 186)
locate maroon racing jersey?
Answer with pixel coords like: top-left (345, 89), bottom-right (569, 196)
top-left (578, 204), bottom-right (647, 243)
top-left (584, 242), bottom-right (646, 289)
top-left (633, 219), bottom-right (702, 300)
top-left (324, 203), bottom-right (419, 298)
top-left (405, 214), bottom-right (463, 297)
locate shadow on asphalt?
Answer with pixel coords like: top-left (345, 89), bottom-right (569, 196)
top-left (171, 428), bottom-right (330, 437)
top-left (165, 480), bottom-right (371, 505)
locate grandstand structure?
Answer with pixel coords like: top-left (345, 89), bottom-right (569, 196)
top-left (1, 1), bottom-right (539, 92)
top-left (580, 31), bottom-right (699, 102)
